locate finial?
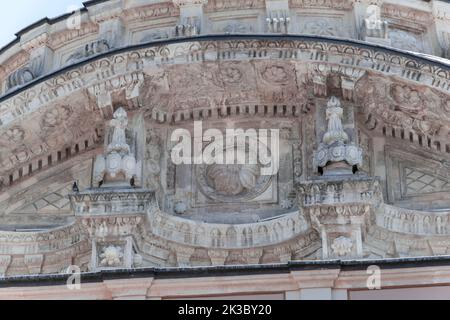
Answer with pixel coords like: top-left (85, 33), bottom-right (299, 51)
top-left (314, 97), bottom-right (363, 175)
top-left (322, 96), bottom-right (349, 146)
top-left (93, 107), bottom-right (139, 188)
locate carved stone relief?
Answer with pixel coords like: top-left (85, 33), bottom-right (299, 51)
top-left (389, 29), bottom-right (424, 53)
top-left (297, 16), bottom-right (348, 38)
top-left (386, 148), bottom-right (450, 210)
top-left (355, 76), bottom-right (446, 137)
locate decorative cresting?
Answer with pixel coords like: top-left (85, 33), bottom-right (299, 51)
top-left (93, 108), bottom-right (141, 188)
top-left (314, 97), bottom-right (363, 175)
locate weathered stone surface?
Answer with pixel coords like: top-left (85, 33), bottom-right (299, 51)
top-left (0, 0), bottom-right (448, 278)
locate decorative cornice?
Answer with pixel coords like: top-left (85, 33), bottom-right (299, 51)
top-left (382, 3), bottom-right (432, 25)
top-left (0, 35), bottom-right (448, 127)
top-left (289, 0), bottom-right (353, 10)
top-left (122, 3), bottom-right (179, 23)
top-left (149, 209), bottom-right (310, 249)
top-left (173, 0), bottom-right (208, 7)
top-left (21, 33), bottom-right (50, 52)
top-left (49, 23), bottom-right (99, 50)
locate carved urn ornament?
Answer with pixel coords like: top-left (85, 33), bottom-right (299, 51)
top-left (314, 96), bottom-right (363, 175)
top-left (93, 108), bottom-right (139, 188)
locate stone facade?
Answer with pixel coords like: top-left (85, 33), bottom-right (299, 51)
top-left (0, 0), bottom-right (449, 299)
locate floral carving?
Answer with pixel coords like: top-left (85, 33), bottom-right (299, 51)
top-left (196, 147), bottom-right (273, 202)
top-left (99, 245), bottom-right (124, 267)
top-left (390, 84), bottom-right (424, 116)
top-left (331, 236), bottom-right (353, 257)
top-left (280, 199), bottom-right (294, 209)
top-left (222, 21), bottom-right (250, 34)
top-left (262, 65), bottom-right (289, 84)
top-left (304, 19), bottom-right (337, 36)
top-left (42, 106), bottom-right (73, 128)
top-left (206, 164), bottom-right (259, 196)
top-left (219, 66), bottom-right (243, 84)
top-left (5, 127), bottom-right (25, 143)
top-left (356, 77), bottom-right (445, 136)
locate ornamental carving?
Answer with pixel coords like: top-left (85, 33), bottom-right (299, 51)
top-left (93, 108), bottom-right (140, 187)
top-left (0, 1), bottom-right (449, 277)
top-left (218, 66), bottom-right (243, 85)
top-left (356, 76), bottom-right (446, 136)
top-left (262, 66), bottom-right (289, 84)
top-left (4, 127), bottom-right (25, 144)
top-left (196, 146), bottom-right (274, 202)
top-left (197, 162), bottom-right (273, 202)
top-left (41, 105), bottom-right (73, 129)
top-left (331, 236), bottom-right (353, 257)
top-left (6, 67), bottom-right (36, 92)
top-left (99, 245), bottom-right (124, 267)
top-left (65, 40), bottom-right (111, 66)
top-left (306, 20), bottom-right (335, 36)
top-left (145, 129), bottom-right (162, 192)
top-left (206, 164), bottom-right (260, 196)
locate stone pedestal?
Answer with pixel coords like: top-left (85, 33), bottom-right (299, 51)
top-left (70, 188), bottom-right (156, 271)
top-left (298, 177), bottom-right (382, 259)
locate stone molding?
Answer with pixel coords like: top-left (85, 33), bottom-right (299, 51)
top-left (149, 209), bottom-right (309, 249)
top-left (1, 36), bottom-right (449, 128)
top-left (0, 0), bottom-right (448, 89)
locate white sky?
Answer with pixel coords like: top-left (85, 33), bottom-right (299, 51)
top-left (0, 0), bottom-right (85, 48)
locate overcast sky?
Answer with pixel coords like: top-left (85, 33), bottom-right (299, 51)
top-left (0, 0), bottom-right (85, 48)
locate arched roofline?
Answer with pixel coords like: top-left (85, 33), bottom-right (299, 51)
top-left (1, 33), bottom-right (449, 104)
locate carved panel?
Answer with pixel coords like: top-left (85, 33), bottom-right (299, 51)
top-left (355, 75), bottom-right (446, 137)
top-left (386, 148), bottom-right (450, 210)
top-left (389, 29), bottom-right (425, 53)
top-left (296, 15), bottom-right (350, 38)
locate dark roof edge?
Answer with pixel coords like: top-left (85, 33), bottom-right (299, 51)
top-left (1, 255), bottom-right (450, 289)
top-left (1, 33), bottom-right (449, 105)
